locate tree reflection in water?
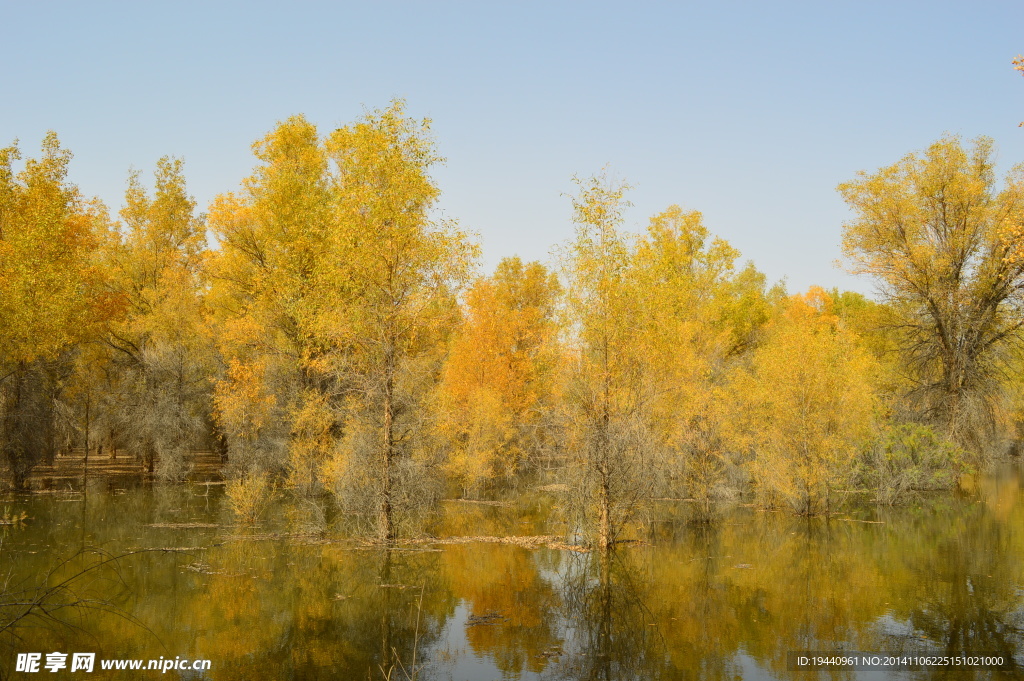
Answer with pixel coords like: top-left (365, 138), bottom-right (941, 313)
top-left (875, 479), bottom-right (1024, 679)
top-left (0, 466), bottom-right (1021, 680)
top-left (551, 549), bottom-right (665, 680)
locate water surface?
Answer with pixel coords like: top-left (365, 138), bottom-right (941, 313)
top-left (1, 466), bottom-right (1022, 680)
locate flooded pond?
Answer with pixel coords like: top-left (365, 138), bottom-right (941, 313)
top-left (1, 465), bottom-right (1023, 680)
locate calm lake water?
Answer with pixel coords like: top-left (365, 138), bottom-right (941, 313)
top-left (1, 465), bottom-right (1023, 680)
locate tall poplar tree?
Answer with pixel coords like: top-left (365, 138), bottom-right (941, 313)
top-left (561, 172), bottom-right (653, 549)
top-left (0, 134), bottom-right (110, 487)
top-left (208, 114), bottom-right (336, 485)
top-left (324, 101), bottom-right (476, 541)
top-left (632, 205), bottom-right (770, 518)
top-left (102, 157), bottom-right (211, 478)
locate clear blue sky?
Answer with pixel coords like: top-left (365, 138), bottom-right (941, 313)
top-left (2, 1), bottom-right (1022, 296)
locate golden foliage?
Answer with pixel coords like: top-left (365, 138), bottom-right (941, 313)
top-left (288, 389), bottom-right (335, 494)
top-left (0, 134), bottom-right (110, 365)
top-left (225, 472), bottom-right (277, 524)
top-left (561, 172), bottom-right (652, 548)
top-left (4, 116), bottom-right (1011, 527)
top-left (840, 135), bottom-right (1024, 453)
top-left (631, 205), bottom-right (770, 517)
top-left (213, 359), bottom-right (277, 446)
top-left (324, 102), bottom-right (477, 539)
top-left (94, 156), bottom-right (213, 478)
top-left (733, 289), bottom-right (879, 514)
top-left (207, 113), bottom-right (337, 479)
top-left (436, 258), bottom-right (561, 493)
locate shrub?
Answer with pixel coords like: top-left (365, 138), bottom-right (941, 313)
top-left (860, 423), bottom-right (968, 505)
top-left (225, 473), bottom-right (277, 523)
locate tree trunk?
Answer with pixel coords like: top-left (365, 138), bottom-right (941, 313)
top-left (83, 393), bottom-right (90, 490)
top-left (598, 326), bottom-right (613, 550)
top-left (379, 344), bottom-right (396, 543)
top-left (598, 468), bottom-right (611, 550)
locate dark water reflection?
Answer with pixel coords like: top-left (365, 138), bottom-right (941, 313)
top-left (1, 465), bottom-right (1022, 680)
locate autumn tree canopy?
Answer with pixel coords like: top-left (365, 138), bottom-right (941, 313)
top-left (0, 134), bottom-right (109, 366)
top-left (0, 134), bottom-right (112, 488)
top-left (840, 136), bottom-right (1024, 454)
top-left (323, 101), bottom-right (477, 540)
top-left (561, 172), bottom-right (656, 549)
top-left (102, 157), bottom-right (212, 478)
top-left (436, 257), bottom-right (562, 494)
top-left (3, 115), bottom-right (1016, 526)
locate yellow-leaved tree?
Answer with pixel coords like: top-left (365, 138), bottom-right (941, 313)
top-left (99, 157), bottom-right (212, 478)
top-left (322, 101), bottom-right (477, 540)
top-left (561, 172), bottom-right (655, 549)
top-left (631, 205), bottom-right (772, 519)
top-left (840, 136), bottom-right (1024, 456)
top-left (0, 134), bottom-right (110, 364)
top-left (0, 134), bottom-right (112, 488)
top-left (208, 114), bottom-right (337, 489)
top-left (733, 288), bottom-right (878, 514)
top-left (435, 257), bottom-right (562, 495)
top-left (210, 103), bottom-right (475, 536)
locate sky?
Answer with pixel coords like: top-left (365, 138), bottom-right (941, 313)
top-left (2, 1), bottom-right (1023, 296)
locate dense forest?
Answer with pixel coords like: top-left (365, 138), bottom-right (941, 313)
top-left (2, 100), bottom-right (1024, 548)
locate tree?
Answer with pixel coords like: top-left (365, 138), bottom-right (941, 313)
top-left (0, 134), bottom-right (109, 366)
top-left (210, 104), bottom-right (474, 538)
top-left (630, 205), bottom-right (771, 519)
top-left (435, 257), bottom-right (562, 494)
top-left (561, 172), bottom-right (655, 549)
top-left (208, 115), bottom-right (337, 486)
top-left (323, 101), bottom-right (477, 540)
top-left (0, 134), bottom-right (111, 488)
top-left (101, 157), bottom-right (212, 478)
top-left (733, 289), bottom-right (879, 514)
top-left (839, 136), bottom-right (1024, 454)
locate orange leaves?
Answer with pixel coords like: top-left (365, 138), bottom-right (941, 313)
top-left (437, 258), bottom-right (561, 490)
top-left (783, 286), bottom-right (839, 330)
top-left (445, 260), bottom-right (559, 408)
